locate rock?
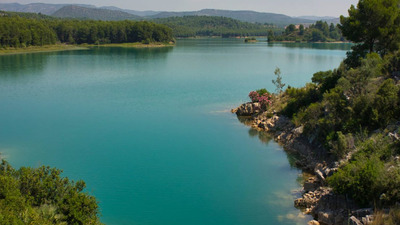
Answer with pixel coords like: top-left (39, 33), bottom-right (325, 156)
top-left (315, 170), bottom-right (325, 182)
top-left (352, 208), bottom-right (373, 218)
top-left (234, 102), bottom-right (261, 116)
top-left (293, 126), bottom-right (304, 135)
top-left (318, 211), bottom-right (334, 225)
top-left (348, 216), bottom-right (363, 225)
top-left (362, 215), bottom-right (374, 225)
top-left (388, 132), bottom-right (399, 141)
top-left (334, 214), bottom-right (344, 224)
top-left (308, 220), bottom-right (320, 225)
top-left (304, 177), bottom-right (318, 192)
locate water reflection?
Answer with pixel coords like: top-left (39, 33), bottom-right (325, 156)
top-left (267, 42), bottom-right (353, 51)
top-left (0, 53), bottom-right (49, 78)
top-left (0, 47), bottom-right (173, 80)
top-left (237, 115), bottom-right (303, 169)
top-left (87, 46), bottom-right (173, 60)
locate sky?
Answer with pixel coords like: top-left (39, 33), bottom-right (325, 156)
top-left (1, 0), bottom-right (359, 17)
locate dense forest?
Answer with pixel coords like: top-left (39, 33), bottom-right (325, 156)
top-left (0, 160), bottom-right (101, 224)
top-left (0, 12), bottom-right (174, 48)
top-left (152, 16), bottom-right (276, 38)
top-left (256, 0), bottom-right (400, 221)
top-left (268, 20), bottom-right (344, 42)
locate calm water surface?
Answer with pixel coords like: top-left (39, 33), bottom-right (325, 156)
top-left (0, 39), bottom-right (350, 225)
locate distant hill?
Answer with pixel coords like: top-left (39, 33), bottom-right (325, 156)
top-left (0, 3), bottom-right (339, 26)
top-left (0, 3), bottom-right (94, 15)
top-left (100, 6), bottom-right (159, 17)
top-left (0, 10), bottom-right (54, 19)
top-left (296, 16), bottom-right (340, 24)
top-left (153, 15), bottom-right (275, 37)
top-left (52, 5), bottom-right (142, 20)
top-left (149, 9), bottom-right (315, 27)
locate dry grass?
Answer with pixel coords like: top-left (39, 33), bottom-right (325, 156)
top-left (371, 207), bottom-right (400, 225)
top-left (0, 44), bottom-right (88, 55)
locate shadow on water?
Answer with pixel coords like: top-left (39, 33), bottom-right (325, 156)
top-left (0, 47), bottom-right (174, 79)
top-left (237, 116), bottom-right (304, 169)
top-left (267, 42), bottom-right (353, 51)
top-left (86, 46), bottom-right (174, 60)
top-left (0, 53), bottom-right (49, 78)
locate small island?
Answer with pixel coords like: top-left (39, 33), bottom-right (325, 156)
top-left (244, 37), bottom-right (257, 43)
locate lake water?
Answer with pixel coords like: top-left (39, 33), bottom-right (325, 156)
top-left (0, 39), bottom-right (350, 225)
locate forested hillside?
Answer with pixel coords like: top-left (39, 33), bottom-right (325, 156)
top-left (153, 16), bottom-right (274, 37)
top-left (52, 5), bottom-right (142, 21)
top-left (268, 21), bottom-right (344, 42)
top-left (250, 0), bottom-right (400, 221)
top-left (0, 12), bottom-right (174, 48)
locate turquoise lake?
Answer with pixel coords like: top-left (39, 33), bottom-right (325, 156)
top-left (0, 39), bottom-right (350, 225)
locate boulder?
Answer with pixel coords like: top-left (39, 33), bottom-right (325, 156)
top-left (348, 216), bottom-right (363, 225)
top-left (318, 211), bottom-right (334, 225)
top-left (315, 170), bottom-right (325, 182)
top-left (308, 220), bottom-right (320, 225)
top-left (304, 177), bottom-right (318, 192)
top-left (234, 102), bottom-right (260, 116)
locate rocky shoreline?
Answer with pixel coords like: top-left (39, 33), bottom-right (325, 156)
top-left (232, 102), bottom-right (374, 225)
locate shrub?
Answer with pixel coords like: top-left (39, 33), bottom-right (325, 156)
top-left (248, 89), bottom-right (272, 111)
top-left (328, 155), bottom-right (384, 206)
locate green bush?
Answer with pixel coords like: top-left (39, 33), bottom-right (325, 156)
top-left (0, 160), bottom-right (101, 225)
top-left (328, 155), bottom-right (384, 206)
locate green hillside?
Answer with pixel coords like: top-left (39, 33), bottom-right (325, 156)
top-left (52, 5), bottom-right (142, 21)
top-left (153, 16), bottom-right (277, 37)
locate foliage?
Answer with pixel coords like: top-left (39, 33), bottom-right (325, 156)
top-left (272, 67), bottom-right (285, 94)
top-left (0, 14), bottom-right (174, 48)
top-left (340, 0), bottom-right (400, 67)
top-left (328, 155), bottom-right (384, 206)
top-left (153, 16), bottom-right (276, 38)
top-left (244, 0), bottom-right (400, 211)
top-left (0, 160), bottom-right (101, 225)
top-left (269, 21), bottom-right (344, 43)
top-left (248, 89), bottom-right (272, 111)
top-left (339, 0), bottom-right (400, 55)
top-left (281, 83), bottom-right (320, 118)
top-left (244, 37), bottom-right (256, 43)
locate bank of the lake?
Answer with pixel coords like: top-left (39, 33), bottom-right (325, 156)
top-left (0, 39), bottom-right (350, 225)
top-left (0, 42), bottom-right (175, 55)
top-left (233, 104), bottom-right (366, 225)
top-left (0, 44), bottom-right (88, 55)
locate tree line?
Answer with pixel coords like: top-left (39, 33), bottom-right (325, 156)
top-left (268, 20), bottom-right (344, 42)
top-left (0, 13), bottom-right (174, 48)
top-left (153, 16), bottom-right (276, 38)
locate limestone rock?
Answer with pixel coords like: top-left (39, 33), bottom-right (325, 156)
top-left (348, 216), bottom-right (363, 225)
top-left (315, 170), bottom-right (325, 182)
top-left (307, 220), bottom-right (320, 225)
top-left (234, 102), bottom-right (261, 116)
top-left (318, 211), bottom-right (334, 225)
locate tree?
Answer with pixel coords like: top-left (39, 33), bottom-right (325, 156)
top-left (285, 24), bottom-right (296, 35)
top-left (299, 24), bottom-right (304, 35)
top-left (339, 0), bottom-right (400, 56)
top-left (272, 67), bottom-right (286, 94)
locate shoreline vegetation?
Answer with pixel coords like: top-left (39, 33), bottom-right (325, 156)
top-left (268, 21), bottom-right (345, 43)
top-left (0, 42), bottom-right (174, 55)
top-left (233, 0), bottom-right (400, 224)
top-left (0, 12), bottom-right (175, 52)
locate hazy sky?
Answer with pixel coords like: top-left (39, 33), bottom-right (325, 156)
top-left (2, 0), bottom-right (359, 17)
